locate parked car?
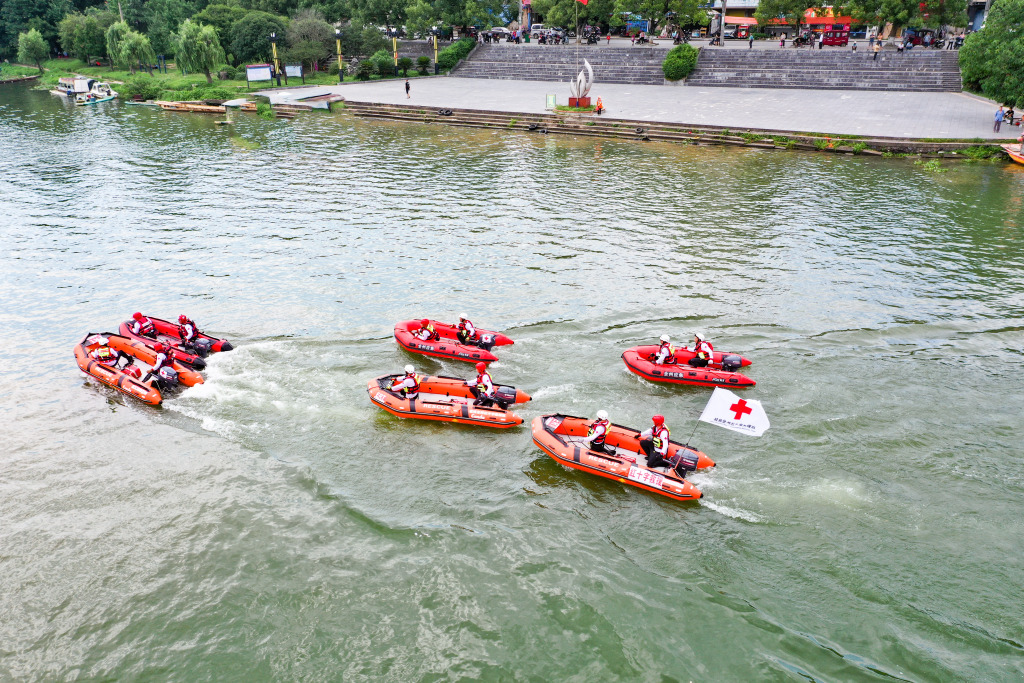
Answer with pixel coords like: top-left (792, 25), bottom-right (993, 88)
top-left (490, 27), bottom-right (511, 38)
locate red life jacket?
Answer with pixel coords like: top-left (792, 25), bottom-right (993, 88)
top-left (587, 419), bottom-right (609, 446)
top-left (394, 372), bottom-right (420, 397)
top-left (458, 320), bottom-right (477, 340)
top-left (135, 317), bottom-right (155, 337)
top-left (695, 340), bottom-right (714, 360)
top-left (475, 372), bottom-right (494, 395)
top-left (178, 318), bottom-right (198, 343)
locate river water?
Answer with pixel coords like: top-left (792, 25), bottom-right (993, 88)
top-left (2, 82), bottom-right (1023, 681)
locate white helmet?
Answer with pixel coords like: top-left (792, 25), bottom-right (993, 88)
top-left (693, 331), bottom-right (705, 341)
top-left (404, 365), bottom-right (415, 374)
top-left (459, 314), bottom-right (468, 320)
top-left (660, 334), bottom-right (670, 343)
top-left (596, 410), bottom-right (608, 420)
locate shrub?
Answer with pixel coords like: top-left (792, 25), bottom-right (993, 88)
top-left (327, 59), bottom-right (340, 75)
top-left (356, 60), bottom-right (374, 80)
top-left (371, 48), bottom-right (393, 76)
top-left (398, 56), bottom-right (413, 75)
top-left (256, 101), bottom-right (275, 120)
top-left (851, 142), bottom-right (867, 154)
top-left (662, 44), bottom-right (698, 81)
top-left (416, 55), bottom-right (430, 74)
top-left (217, 64), bottom-right (236, 79)
top-left (121, 75), bottom-right (162, 100)
top-left (437, 37), bottom-right (474, 71)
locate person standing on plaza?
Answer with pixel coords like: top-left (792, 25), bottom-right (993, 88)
top-left (818, 32), bottom-right (824, 50)
top-left (405, 79), bottom-right (410, 98)
top-left (994, 107), bottom-right (1004, 133)
top-left (873, 40), bottom-right (882, 61)
top-left (749, 34), bottom-right (754, 49)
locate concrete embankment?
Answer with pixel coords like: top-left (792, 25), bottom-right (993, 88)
top-left (340, 101), bottom-right (1009, 159)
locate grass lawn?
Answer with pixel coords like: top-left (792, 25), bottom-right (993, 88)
top-left (1, 63), bottom-right (43, 78)
top-left (32, 58), bottom-right (435, 100)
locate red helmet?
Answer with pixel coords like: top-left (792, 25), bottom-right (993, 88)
top-left (652, 414), bottom-right (665, 426)
top-left (133, 312), bottom-right (143, 321)
top-left (154, 343), bottom-right (165, 352)
top-left (475, 362), bottom-right (487, 372)
top-left (178, 315), bottom-right (188, 324)
top-left (420, 319), bottom-right (429, 326)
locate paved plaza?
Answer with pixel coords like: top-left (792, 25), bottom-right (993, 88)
top-left (266, 76), bottom-right (1009, 140)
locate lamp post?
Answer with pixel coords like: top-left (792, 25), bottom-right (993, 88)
top-left (391, 28), bottom-right (399, 77)
top-left (433, 26), bottom-right (439, 74)
top-left (270, 32), bottom-right (281, 85)
top-left (335, 28), bottom-right (343, 83)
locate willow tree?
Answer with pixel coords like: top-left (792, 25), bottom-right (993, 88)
top-left (105, 20), bottom-right (131, 67)
top-left (118, 30), bottom-right (156, 74)
top-left (175, 19), bottom-right (225, 84)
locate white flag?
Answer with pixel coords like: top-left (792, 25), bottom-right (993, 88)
top-left (698, 387), bottom-right (770, 437)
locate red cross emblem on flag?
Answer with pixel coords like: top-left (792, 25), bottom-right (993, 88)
top-left (729, 399), bottom-right (753, 420)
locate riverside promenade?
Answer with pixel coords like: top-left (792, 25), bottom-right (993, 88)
top-left (264, 77), bottom-right (1006, 140)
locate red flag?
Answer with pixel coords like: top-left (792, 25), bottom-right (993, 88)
top-left (576, 0), bottom-right (588, 4)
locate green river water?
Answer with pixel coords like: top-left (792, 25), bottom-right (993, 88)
top-left (1, 82), bottom-right (1023, 681)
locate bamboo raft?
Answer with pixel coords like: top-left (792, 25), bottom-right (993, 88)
top-left (155, 100), bottom-right (226, 114)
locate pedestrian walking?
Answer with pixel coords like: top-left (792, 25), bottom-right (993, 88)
top-left (818, 33), bottom-right (824, 50)
top-left (780, 35), bottom-right (786, 48)
top-left (873, 40), bottom-right (882, 61)
top-left (994, 106), bottom-right (1004, 133)
top-left (869, 34), bottom-right (875, 48)
top-left (748, 34), bottom-right (754, 49)
top-left (405, 79), bottom-right (410, 99)
top-left (606, 33), bottom-right (611, 45)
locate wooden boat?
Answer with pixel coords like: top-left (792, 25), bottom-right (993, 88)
top-left (155, 100), bottom-right (226, 114)
top-left (367, 373), bottom-right (530, 428)
top-left (1003, 144), bottom-right (1024, 165)
top-left (532, 414), bottom-right (715, 502)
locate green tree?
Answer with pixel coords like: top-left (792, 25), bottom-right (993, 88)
top-left (284, 7), bottom-right (332, 68)
top-left (2, 0), bottom-right (70, 57)
top-left (532, 0), bottom-right (615, 33)
top-left (349, 0), bottom-right (406, 30)
top-left (191, 3), bottom-right (249, 40)
top-left (118, 28), bottom-right (156, 72)
top-left (17, 27), bottom-right (48, 70)
top-left (404, 0), bottom-right (438, 37)
top-left (144, 0), bottom-right (198, 57)
top-left (959, 0), bottom-right (1024, 108)
top-left (58, 11), bottom-right (106, 61)
top-left (229, 9), bottom-right (287, 63)
top-left (753, 0), bottom-right (816, 32)
top-left (175, 18), bottom-right (224, 82)
top-left (847, 0), bottom-right (965, 33)
top-left (611, 0), bottom-right (704, 35)
top-left (105, 19), bottom-right (131, 65)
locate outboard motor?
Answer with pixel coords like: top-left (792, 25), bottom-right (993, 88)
top-left (192, 337), bottom-right (213, 357)
top-left (672, 450), bottom-right (700, 474)
top-left (721, 354), bottom-right (742, 373)
top-left (156, 366), bottom-right (179, 391)
top-left (493, 385), bottom-right (518, 407)
top-left (478, 333), bottom-right (495, 351)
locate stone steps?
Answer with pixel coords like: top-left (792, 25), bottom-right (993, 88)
top-left (689, 48), bottom-right (962, 91)
top-left (452, 44), bottom-right (668, 85)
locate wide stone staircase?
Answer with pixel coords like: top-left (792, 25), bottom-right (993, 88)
top-left (686, 49), bottom-right (962, 91)
top-left (452, 44), bottom-right (670, 85)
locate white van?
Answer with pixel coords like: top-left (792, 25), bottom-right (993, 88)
top-left (530, 24), bottom-right (546, 38)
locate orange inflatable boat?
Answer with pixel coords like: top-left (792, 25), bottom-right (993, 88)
top-left (622, 346), bottom-right (755, 388)
top-left (531, 414), bottom-right (715, 502)
top-left (74, 332), bottom-right (204, 404)
top-left (393, 319), bottom-right (513, 364)
top-left (367, 373), bottom-right (530, 428)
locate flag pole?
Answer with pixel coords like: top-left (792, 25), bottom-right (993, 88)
top-left (683, 420), bottom-right (700, 447)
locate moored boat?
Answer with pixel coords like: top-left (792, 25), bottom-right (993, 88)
top-left (622, 347), bottom-right (755, 388)
top-left (367, 373), bottom-right (530, 428)
top-left (1003, 144), bottom-right (1024, 165)
top-left (532, 414), bottom-right (714, 502)
top-left (394, 319), bottom-right (512, 364)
